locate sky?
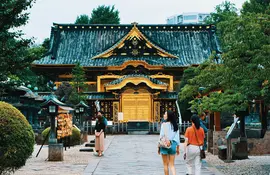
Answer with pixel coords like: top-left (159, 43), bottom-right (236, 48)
top-left (21, 0), bottom-right (246, 44)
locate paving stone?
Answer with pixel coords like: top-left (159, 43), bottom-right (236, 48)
top-left (12, 135), bottom-right (222, 175)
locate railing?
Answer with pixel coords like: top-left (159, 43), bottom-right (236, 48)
top-left (179, 121), bottom-right (192, 134)
top-left (82, 120), bottom-right (192, 135)
top-left (149, 122), bottom-right (160, 133)
top-left (83, 121), bottom-right (128, 134)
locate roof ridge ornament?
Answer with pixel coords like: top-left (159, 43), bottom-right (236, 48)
top-left (131, 22), bottom-right (138, 26)
top-left (91, 24), bottom-right (178, 59)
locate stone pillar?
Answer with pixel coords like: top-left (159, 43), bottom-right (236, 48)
top-left (48, 143), bottom-right (63, 161)
top-left (49, 115), bottom-right (57, 144)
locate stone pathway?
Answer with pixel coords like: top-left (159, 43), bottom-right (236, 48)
top-left (84, 135), bottom-right (221, 175)
top-left (13, 135), bottom-right (222, 175)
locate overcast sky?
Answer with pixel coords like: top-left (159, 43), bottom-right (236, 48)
top-left (21, 0), bottom-right (246, 43)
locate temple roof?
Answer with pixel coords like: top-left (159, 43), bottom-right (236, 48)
top-left (158, 92), bottom-right (178, 99)
top-left (33, 23), bottom-right (220, 68)
top-left (105, 74), bottom-right (167, 86)
top-left (85, 92), bottom-right (115, 99)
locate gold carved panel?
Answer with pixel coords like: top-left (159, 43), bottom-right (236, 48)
top-left (154, 102), bottom-right (160, 122)
top-left (113, 102), bottom-right (119, 122)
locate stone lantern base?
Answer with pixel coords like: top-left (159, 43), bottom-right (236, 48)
top-left (48, 143), bottom-right (63, 161)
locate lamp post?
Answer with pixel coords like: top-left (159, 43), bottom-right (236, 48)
top-left (75, 108), bottom-right (80, 127)
top-left (75, 101), bottom-right (89, 131)
top-left (40, 95), bottom-right (68, 161)
top-left (47, 102), bottom-right (58, 144)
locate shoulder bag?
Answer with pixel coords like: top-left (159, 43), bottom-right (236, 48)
top-left (193, 126), bottom-right (206, 159)
top-left (159, 123), bottom-right (171, 149)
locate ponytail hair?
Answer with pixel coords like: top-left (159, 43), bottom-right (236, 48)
top-left (167, 110), bottom-right (178, 132)
top-left (191, 114), bottom-right (200, 129)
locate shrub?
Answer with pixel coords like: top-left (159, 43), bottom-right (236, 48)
top-left (41, 127), bottom-right (50, 141)
top-left (41, 127), bottom-right (81, 146)
top-left (70, 127), bottom-right (81, 146)
top-left (0, 102), bottom-right (35, 175)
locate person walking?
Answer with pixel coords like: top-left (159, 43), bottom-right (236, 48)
top-left (95, 115), bottom-right (105, 157)
top-left (184, 114), bottom-right (205, 175)
top-left (199, 112), bottom-right (208, 151)
top-left (158, 110), bottom-right (180, 175)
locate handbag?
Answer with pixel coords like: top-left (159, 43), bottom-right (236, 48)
top-left (159, 123), bottom-right (171, 149)
top-left (193, 126), bottom-right (206, 159)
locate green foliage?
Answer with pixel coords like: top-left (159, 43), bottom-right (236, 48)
top-left (68, 63), bottom-right (87, 105)
top-left (41, 38), bottom-right (50, 52)
top-left (205, 1), bottom-right (238, 25)
top-left (41, 127), bottom-right (81, 146)
top-left (41, 127), bottom-right (50, 139)
top-left (75, 14), bottom-right (90, 24)
top-left (0, 0), bottom-right (50, 94)
top-left (89, 5), bottom-right (120, 24)
top-left (55, 82), bottom-right (73, 102)
top-left (0, 0), bottom-right (36, 91)
top-left (70, 127), bottom-right (81, 146)
top-left (204, 1), bottom-right (238, 47)
top-left (179, 1), bottom-right (270, 114)
top-left (0, 102), bottom-right (35, 174)
top-left (241, 0), bottom-right (270, 15)
top-left (12, 41), bottom-right (51, 92)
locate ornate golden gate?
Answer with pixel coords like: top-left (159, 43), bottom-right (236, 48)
top-left (121, 93), bottom-right (151, 121)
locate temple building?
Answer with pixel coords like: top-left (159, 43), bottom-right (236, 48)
top-left (32, 22), bottom-right (219, 124)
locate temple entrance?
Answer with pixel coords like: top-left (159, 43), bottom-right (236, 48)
top-left (121, 90), bottom-right (151, 121)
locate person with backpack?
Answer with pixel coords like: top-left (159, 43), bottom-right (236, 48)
top-left (158, 110), bottom-right (180, 175)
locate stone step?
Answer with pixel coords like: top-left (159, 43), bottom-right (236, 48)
top-left (79, 148), bottom-right (94, 152)
top-left (85, 143), bottom-right (95, 147)
top-left (128, 131), bottom-right (149, 135)
top-left (90, 140), bottom-right (95, 143)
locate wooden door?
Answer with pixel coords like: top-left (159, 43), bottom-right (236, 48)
top-left (122, 94), bottom-right (151, 121)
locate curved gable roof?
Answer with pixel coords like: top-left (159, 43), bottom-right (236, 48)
top-left (33, 23), bottom-right (219, 67)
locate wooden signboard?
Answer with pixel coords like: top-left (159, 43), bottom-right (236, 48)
top-left (57, 113), bottom-right (72, 139)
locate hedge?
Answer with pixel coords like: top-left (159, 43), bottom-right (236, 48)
top-left (0, 102), bottom-right (35, 175)
top-left (42, 126), bottom-right (81, 146)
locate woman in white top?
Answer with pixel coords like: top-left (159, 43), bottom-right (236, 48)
top-left (158, 110), bottom-right (180, 175)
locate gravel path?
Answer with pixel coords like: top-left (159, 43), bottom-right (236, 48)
top-left (206, 153), bottom-right (270, 175)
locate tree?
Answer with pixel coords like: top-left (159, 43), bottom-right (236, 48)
top-left (55, 81), bottom-right (73, 102)
top-left (179, 1), bottom-right (270, 115)
top-left (0, 0), bottom-right (36, 94)
top-left (178, 67), bottom-right (199, 120)
top-left (75, 14), bottom-right (90, 24)
top-left (41, 38), bottom-right (50, 52)
top-left (68, 63), bottom-right (87, 105)
top-left (205, 1), bottom-right (238, 25)
top-left (204, 1), bottom-right (238, 46)
top-left (12, 39), bottom-right (51, 92)
top-left (241, 0), bottom-right (270, 15)
top-left (89, 5), bottom-right (120, 24)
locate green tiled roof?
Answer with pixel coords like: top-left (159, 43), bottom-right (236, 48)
top-left (105, 74), bottom-right (167, 86)
top-left (34, 24), bottom-right (220, 67)
top-left (158, 92), bottom-right (178, 99)
top-left (84, 92), bottom-right (115, 100)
